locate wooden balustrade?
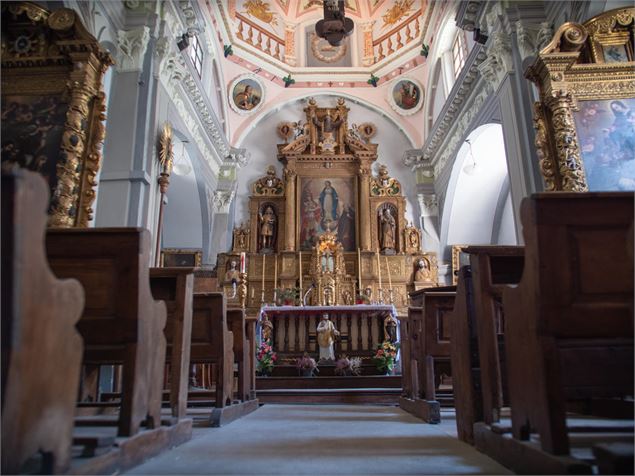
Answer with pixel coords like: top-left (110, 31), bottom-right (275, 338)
top-left (373, 11), bottom-right (421, 63)
top-left (235, 12), bottom-right (285, 63)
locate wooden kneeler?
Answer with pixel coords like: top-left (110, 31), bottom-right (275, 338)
top-left (1, 170), bottom-right (85, 474)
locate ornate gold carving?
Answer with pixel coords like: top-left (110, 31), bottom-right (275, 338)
top-left (243, 0), bottom-right (278, 26)
top-left (238, 271), bottom-right (248, 309)
top-left (158, 122), bottom-right (174, 174)
top-left (232, 222), bottom-right (251, 252)
top-left (253, 165), bottom-right (284, 196)
top-left (532, 102), bottom-right (557, 191)
top-left (370, 164), bottom-right (401, 196)
top-left (403, 223), bottom-right (422, 254)
top-left (381, 0), bottom-right (415, 29)
top-left (2, 3), bottom-right (113, 227)
top-left (545, 91), bottom-right (588, 192)
top-left (357, 122), bottom-right (377, 140)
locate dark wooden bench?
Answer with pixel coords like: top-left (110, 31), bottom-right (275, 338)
top-left (450, 246), bottom-right (524, 444)
top-left (190, 293), bottom-right (234, 409)
top-left (502, 192), bottom-right (633, 456)
top-left (1, 170), bottom-right (85, 474)
top-left (400, 286), bottom-right (455, 423)
top-left (227, 308), bottom-right (253, 402)
top-left (149, 267), bottom-right (195, 420)
top-left (46, 228), bottom-right (167, 437)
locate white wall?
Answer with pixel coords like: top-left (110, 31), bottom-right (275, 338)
top-left (235, 94), bottom-right (418, 225)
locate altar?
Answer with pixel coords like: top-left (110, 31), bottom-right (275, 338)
top-left (258, 304), bottom-right (398, 358)
top-left (217, 98), bottom-right (439, 318)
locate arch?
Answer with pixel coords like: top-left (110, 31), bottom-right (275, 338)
top-left (233, 91), bottom-right (416, 149)
top-left (439, 123), bottom-right (516, 261)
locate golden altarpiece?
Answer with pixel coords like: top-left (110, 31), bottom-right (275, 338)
top-left (217, 98), bottom-right (438, 316)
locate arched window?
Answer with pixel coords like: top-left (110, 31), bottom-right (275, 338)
top-left (189, 34), bottom-right (203, 78)
top-left (451, 31), bottom-right (468, 79)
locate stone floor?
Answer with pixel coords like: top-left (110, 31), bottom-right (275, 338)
top-left (126, 405), bottom-right (512, 475)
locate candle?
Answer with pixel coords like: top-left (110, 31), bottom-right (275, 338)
top-left (261, 254), bottom-right (266, 303)
top-left (299, 252), bottom-right (303, 294)
top-left (385, 255), bottom-right (392, 290)
top-left (357, 248), bottom-right (362, 293)
top-left (240, 252), bottom-right (246, 273)
top-left (273, 255), bottom-right (278, 301)
top-left (376, 249), bottom-right (382, 290)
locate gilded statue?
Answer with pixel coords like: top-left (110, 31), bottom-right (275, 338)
top-left (414, 258), bottom-right (431, 282)
top-left (261, 313), bottom-right (274, 343)
top-left (259, 205), bottom-right (276, 250)
top-left (224, 260), bottom-right (240, 283)
top-left (312, 110), bottom-right (342, 153)
top-left (379, 208), bottom-right (396, 253)
top-left (383, 314), bottom-right (398, 344)
top-left (317, 313), bottom-right (340, 361)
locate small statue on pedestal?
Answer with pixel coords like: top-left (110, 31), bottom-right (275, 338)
top-left (261, 313), bottom-right (274, 344)
top-left (383, 314), bottom-right (398, 344)
top-left (414, 258), bottom-right (431, 282)
top-left (224, 260), bottom-right (240, 284)
top-left (317, 313), bottom-right (340, 361)
top-left (379, 208), bottom-right (396, 255)
top-left (259, 205), bottom-right (276, 251)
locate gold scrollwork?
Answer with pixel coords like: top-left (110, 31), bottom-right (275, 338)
top-left (253, 165), bottom-right (284, 196)
top-left (370, 164), bottom-right (401, 196)
top-left (532, 102), bottom-right (557, 192)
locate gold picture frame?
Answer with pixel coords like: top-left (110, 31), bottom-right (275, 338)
top-left (160, 249), bottom-right (202, 268)
top-left (526, 7), bottom-right (635, 192)
top-left (451, 244), bottom-right (470, 285)
top-left (1, 2), bottom-right (113, 227)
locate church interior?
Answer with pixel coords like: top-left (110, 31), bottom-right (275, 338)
top-left (1, 0), bottom-right (634, 474)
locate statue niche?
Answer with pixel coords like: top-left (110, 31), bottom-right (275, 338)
top-left (258, 203), bottom-right (278, 253)
top-left (309, 230), bottom-right (354, 305)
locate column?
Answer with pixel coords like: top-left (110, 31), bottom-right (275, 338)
top-left (209, 189), bottom-right (235, 265)
top-left (358, 161), bottom-right (371, 251)
top-left (417, 193), bottom-right (439, 254)
top-left (284, 22), bottom-right (297, 66)
top-left (284, 165), bottom-right (296, 251)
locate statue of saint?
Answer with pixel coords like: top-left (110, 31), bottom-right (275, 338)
top-left (317, 313), bottom-right (340, 361)
top-left (312, 110), bottom-right (343, 153)
top-left (380, 208), bottom-right (396, 251)
top-left (259, 206), bottom-right (276, 250)
top-left (224, 260), bottom-right (240, 283)
top-left (414, 258), bottom-right (431, 282)
top-left (261, 313), bottom-right (274, 344)
top-left (383, 314), bottom-right (398, 344)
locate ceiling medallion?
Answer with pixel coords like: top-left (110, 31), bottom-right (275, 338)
top-left (387, 77), bottom-right (424, 116)
top-left (228, 74), bottom-right (266, 116)
top-left (310, 33), bottom-right (347, 63)
top-left (315, 0), bottom-right (354, 47)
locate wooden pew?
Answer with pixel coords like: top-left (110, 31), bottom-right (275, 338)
top-left (46, 228), bottom-right (167, 437)
top-left (398, 313), bottom-right (412, 400)
top-left (227, 308), bottom-right (253, 402)
top-left (190, 293), bottom-right (234, 412)
top-left (502, 192), bottom-right (633, 456)
top-left (1, 170), bottom-right (85, 474)
top-left (400, 286), bottom-right (455, 423)
top-left (449, 246), bottom-right (524, 444)
top-left (149, 268), bottom-right (194, 420)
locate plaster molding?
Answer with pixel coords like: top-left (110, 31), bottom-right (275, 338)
top-left (418, 193), bottom-right (439, 217)
top-left (515, 20), bottom-right (553, 62)
top-left (212, 189), bottom-right (235, 214)
top-left (116, 26), bottom-right (150, 72)
top-left (478, 31), bottom-right (512, 92)
top-left (455, 1), bottom-right (484, 32)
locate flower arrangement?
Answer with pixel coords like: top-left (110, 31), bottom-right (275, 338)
top-left (276, 287), bottom-right (299, 306)
top-left (334, 355), bottom-right (362, 376)
top-left (372, 341), bottom-right (400, 374)
top-left (295, 352), bottom-right (318, 376)
top-left (256, 341), bottom-right (277, 376)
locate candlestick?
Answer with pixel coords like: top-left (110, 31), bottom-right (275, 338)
top-left (240, 252), bottom-right (246, 273)
top-left (273, 255), bottom-right (278, 304)
top-left (299, 252), bottom-right (303, 299)
top-left (385, 255), bottom-right (392, 291)
top-left (357, 248), bottom-right (362, 293)
top-left (376, 249), bottom-right (382, 289)
top-left (261, 254), bottom-right (266, 304)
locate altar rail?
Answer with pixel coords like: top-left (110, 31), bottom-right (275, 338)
top-left (261, 305), bottom-right (396, 357)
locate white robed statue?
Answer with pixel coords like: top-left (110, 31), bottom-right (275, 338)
top-left (316, 313), bottom-right (340, 361)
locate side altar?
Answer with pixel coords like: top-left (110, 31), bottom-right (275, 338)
top-left (217, 98), bottom-right (438, 318)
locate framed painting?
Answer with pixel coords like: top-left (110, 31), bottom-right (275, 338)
top-left (161, 249), bottom-right (202, 268)
top-left (298, 176), bottom-right (357, 251)
top-left (526, 7), bottom-right (635, 192)
top-left (228, 74), bottom-right (265, 115)
top-left (388, 78), bottom-right (424, 116)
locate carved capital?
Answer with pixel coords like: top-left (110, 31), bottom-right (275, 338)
top-left (116, 26), bottom-right (150, 73)
top-left (516, 20), bottom-right (553, 62)
top-left (211, 190), bottom-right (235, 214)
top-left (418, 193), bottom-right (438, 217)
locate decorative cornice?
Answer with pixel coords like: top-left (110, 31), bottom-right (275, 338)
top-left (477, 31), bottom-right (512, 92)
top-left (455, 1), bottom-right (484, 31)
top-left (116, 26), bottom-right (150, 72)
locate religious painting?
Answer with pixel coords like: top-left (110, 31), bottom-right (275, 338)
top-left (1, 95), bottom-right (68, 210)
top-left (602, 44), bottom-right (630, 63)
top-left (388, 78), bottom-right (424, 116)
top-left (161, 249), bottom-right (202, 267)
top-left (298, 176), bottom-right (356, 251)
top-left (573, 98), bottom-right (635, 191)
top-left (229, 74), bottom-right (265, 115)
